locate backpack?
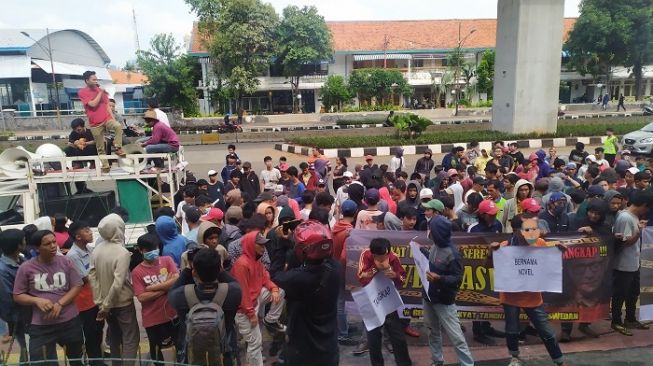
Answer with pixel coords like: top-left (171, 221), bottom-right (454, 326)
top-left (184, 283), bottom-right (229, 366)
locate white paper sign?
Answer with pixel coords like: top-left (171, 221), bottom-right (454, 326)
top-left (409, 241), bottom-right (431, 301)
top-left (493, 246), bottom-right (563, 293)
top-left (351, 273), bottom-right (405, 331)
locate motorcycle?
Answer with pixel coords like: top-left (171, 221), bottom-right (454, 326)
top-left (219, 115), bottom-right (243, 133)
top-left (643, 105), bottom-right (653, 116)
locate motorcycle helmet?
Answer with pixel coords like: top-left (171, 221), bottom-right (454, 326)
top-left (293, 219), bottom-right (333, 262)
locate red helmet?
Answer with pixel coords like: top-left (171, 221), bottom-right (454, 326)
top-left (293, 220), bottom-right (333, 262)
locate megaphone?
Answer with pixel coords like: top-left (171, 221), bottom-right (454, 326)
top-left (118, 144), bottom-right (147, 173)
top-left (0, 146), bottom-right (40, 178)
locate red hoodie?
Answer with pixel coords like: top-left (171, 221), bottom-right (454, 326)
top-left (357, 249), bottom-right (405, 288)
top-left (231, 231), bottom-right (279, 320)
top-left (332, 219), bottom-right (353, 271)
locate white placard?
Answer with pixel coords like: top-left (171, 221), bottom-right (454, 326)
top-left (493, 246), bottom-right (563, 293)
top-left (351, 273), bottom-right (405, 331)
top-left (409, 241), bottom-right (431, 301)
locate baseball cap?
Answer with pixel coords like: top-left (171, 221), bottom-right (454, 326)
top-left (549, 192), bottom-right (567, 203)
top-left (143, 110), bottom-right (157, 120)
top-left (473, 176), bottom-right (487, 185)
top-left (565, 162), bottom-right (577, 170)
top-left (365, 188), bottom-right (380, 201)
top-left (317, 179), bottom-right (326, 186)
top-left (478, 200), bottom-right (498, 215)
top-left (627, 167), bottom-right (640, 175)
top-left (419, 188), bottom-right (434, 199)
top-left (343, 171), bottom-right (354, 178)
top-left (586, 154), bottom-right (597, 162)
top-left (254, 191), bottom-right (275, 203)
top-left (520, 198), bottom-right (541, 213)
top-left (207, 169), bottom-right (218, 176)
top-left (372, 212), bottom-right (387, 223)
top-left (279, 163), bottom-right (289, 172)
top-left (201, 207), bottom-right (224, 222)
top-left (365, 155), bottom-right (374, 161)
top-left (255, 232), bottom-right (270, 245)
top-left (447, 168), bottom-right (459, 177)
top-left (225, 206), bottom-right (243, 222)
top-left (422, 199), bottom-right (445, 213)
top-left (587, 185), bottom-right (606, 197)
top-left (341, 199), bottom-right (358, 216)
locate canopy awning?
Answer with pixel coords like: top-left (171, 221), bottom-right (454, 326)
top-left (353, 54), bottom-right (412, 61)
top-left (0, 55), bottom-right (31, 78)
top-left (31, 59), bottom-right (111, 80)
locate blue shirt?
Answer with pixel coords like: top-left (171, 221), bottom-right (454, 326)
top-left (467, 220), bottom-right (503, 234)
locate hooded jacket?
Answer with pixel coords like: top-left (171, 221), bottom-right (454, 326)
top-left (535, 149), bottom-right (552, 179)
top-left (423, 216), bottom-right (463, 305)
top-left (603, 190), bottom-right (622, 227)
top-left (180, 221), bottom-right (228, 269)
top-left (267, 206), bottom-right (296, 276)
top-left (347, 183), bottom-right (367, 211)
top-left (398, 180), bottom-right (422, 216)
top-left (542, 177), bottom-right (573, 213)
top-left (156, 216), bottom-right (187, 267)
top-left (379, 187), bottom-right (397, 215)
top-left (414, 155), bottom-right (435, 177)
top-left (332, 219), bottom-right (353, 271)
top-left (501, 179), bottom-right (534, 233)
top-left (231, 231), bottom-right (279, 321)
top-left (89, 214), bottom-right (133, 312)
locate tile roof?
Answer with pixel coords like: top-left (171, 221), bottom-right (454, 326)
top-left (189, 18), bottom-right (576, 54)
top-left (109, 69), bottom-right (148, 85)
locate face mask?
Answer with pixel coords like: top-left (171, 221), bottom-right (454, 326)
top-left (202, 207), bottom-right (210, 215)
top-left (553, 206), bottom-right (565, 216)
top-left (526, 238), bottom-right (538, 245)
top-left (143, 249), bottom-right (159, 262)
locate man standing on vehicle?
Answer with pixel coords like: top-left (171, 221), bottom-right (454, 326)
top-left (78, 71), bottom-right (125, 172)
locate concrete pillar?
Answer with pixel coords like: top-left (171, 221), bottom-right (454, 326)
top-left (492, 0), bottom-right (564, 133)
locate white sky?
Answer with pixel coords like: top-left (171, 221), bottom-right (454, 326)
top-left (0, 0), bottom-right (582, 67)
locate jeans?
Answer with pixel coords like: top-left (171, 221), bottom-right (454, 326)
top-left (145, 321), bottom-right (178, 366)
top-left (78, 306), bottom-right (105, 366)
top-left (367, 311), bottom-right (412, 366)
top-left (145, 143), bottom-right (178, 154)
top-left (106, 303), bottom-right (141, 366)
top-left (611, 269), bottom-right (640, 325)
top-left (472, 320), bottom-right (493, 336)
top-left (29, 317), bottom-right (84, 366)
top-left (503, 304), bottom-right (563, 363)
top-left (423, 301), bottom-right (474, 366)
top-left (89, 119), bottom-right (123, 168)
top-left (337, 285), bottom-right (349, 337)
top-left (235, 288), bottom-right (285, 366)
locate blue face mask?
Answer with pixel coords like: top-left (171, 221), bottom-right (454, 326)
top-left (143, 249), bottom-right (159, 262)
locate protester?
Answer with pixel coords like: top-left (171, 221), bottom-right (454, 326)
top-left (140, 110), bottom-right (180, 153)
top-left (0, 230), bottom-right (27, 362)
top-left (65, 118), bottom-right (98, 165)
top-left (66, 221), bottom-right (104, 366)
top-left (415, 149), bottom-right (435, 179)
top-left (422, 215), bottom-right (474, 366)
top-left (357, 238), bottom-right (412, 366)
top-left (89, 214), bottom-right (140, 365)
top-left (14, 230), bottom-right (84, 365)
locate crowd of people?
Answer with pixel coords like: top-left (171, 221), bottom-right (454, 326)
top-left (1, 126), bottom-right (653, 366)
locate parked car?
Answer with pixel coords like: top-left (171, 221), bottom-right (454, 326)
top-left (622, 122), bottom-right (653, 155)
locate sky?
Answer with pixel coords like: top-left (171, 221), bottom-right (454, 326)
top-left (0, 0), bottom-right (582, 67)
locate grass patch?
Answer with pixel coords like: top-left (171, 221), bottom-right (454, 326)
top-left (289, 120), bottom-right (650, 148)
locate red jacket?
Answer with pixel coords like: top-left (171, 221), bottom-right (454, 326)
top-left (332, 219), bottom-right (352, 271)
top-left (231, 231), bottom-right (279, 320)
top-left (357, 249), bottom-right (405, 288)
top-left (301, 171), bottom-right (319, 191)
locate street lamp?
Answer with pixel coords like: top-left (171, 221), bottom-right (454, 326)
top-left (21, 29), bottom-right (61, 124)
top-left (453, 25), bottom-right (476, 116)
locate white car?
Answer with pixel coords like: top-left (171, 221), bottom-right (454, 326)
top-left (622, 122), bottom-right (653, 155)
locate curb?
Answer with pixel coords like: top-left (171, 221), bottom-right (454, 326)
top-left (275, 136), bottom-right (609, 158)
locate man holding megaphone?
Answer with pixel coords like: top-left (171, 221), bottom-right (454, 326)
top-left (78, 70), bottom-right (125, 173)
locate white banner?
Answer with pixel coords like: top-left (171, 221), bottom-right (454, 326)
top-left (409, 241), bottom-right (431, 301)
top-left (493, 246), bottom-right (563, 293)
top-left (351, 273), bottom-right (404, 331)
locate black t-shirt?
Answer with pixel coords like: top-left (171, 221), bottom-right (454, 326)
top-left (68, 129), bottom-right (94, 143)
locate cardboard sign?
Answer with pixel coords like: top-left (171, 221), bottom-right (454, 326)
top-left (493, 246), bottom-right (563, 293)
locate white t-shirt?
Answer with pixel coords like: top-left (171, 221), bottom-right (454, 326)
top-left (614, 210), bottom-right (641, 272)
top-left (260, 168), bottom-right (281, 184)
top-left (300, 208), bottom-right (312, 222)
top-left (176, 201), bottom-right (189, 235)
top-left (155, 109), bottom-right (171, 127)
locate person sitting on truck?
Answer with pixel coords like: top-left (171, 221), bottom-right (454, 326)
top-left (140, 110), bottom-right (180, 154)
top-left (65, 118), bottom-right (98, 167)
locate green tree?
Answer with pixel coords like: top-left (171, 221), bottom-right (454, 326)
top-left (319, 75), bottom-right (353, 112)
top-left (123, 60), bottom-right (137, 72)
top-left (349, 68), bottom-right (411, 106)
top-left (565, 0), bottom-right (653, 100)
top-left (476, 50), bottom-right (495, 99)
top-left (277, 5), bottom-right (333, 113)
top-left (137, 33), bottom-right (198, 115)
top-left (207, 0), bottom-right (279, 110)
